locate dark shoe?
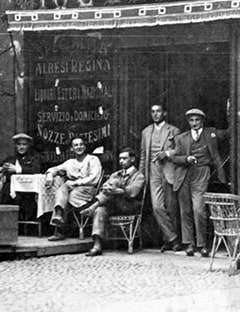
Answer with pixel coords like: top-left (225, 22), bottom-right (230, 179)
top-left (52, 214), bottom-right (64, 226)
top-left (200, 246), bottom-right (209, 257)
top-left (48, 233), bottom-right (65, 241)
top-left (86, 248), bottom-right (102, 257)
top-left (160, 244), bottom-right (170, 253)
top-left (185, 244), bottom-right (194, 256)
top-left (172, 242), bottom-right (182, 252)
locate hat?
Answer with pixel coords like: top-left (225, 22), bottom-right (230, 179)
top-left (185, 108), bottom-right (206, 118)
top-left (12, 133), bottom-right (33, 142)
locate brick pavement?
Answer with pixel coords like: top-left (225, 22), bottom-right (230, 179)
top-left (0, 249), bottom-right (240, 312)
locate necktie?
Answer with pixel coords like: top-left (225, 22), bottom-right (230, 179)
top-left (121, 170), bottom-right (128, 185)
top-left (194, 129), bottom-right (200, 141)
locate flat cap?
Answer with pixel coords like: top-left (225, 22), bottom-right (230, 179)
top-left (12, 133), bottom-right (33, 142)
top-left (185, 108), bottom-right (206, 118)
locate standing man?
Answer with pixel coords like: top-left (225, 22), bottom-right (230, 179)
top-left (45, 137), bottom-right (102, 241)
top-left (0, 133), bottom-right (40, 220)
top-left (81, 147), bottom-right (145, 256)
top-left (139, 104), bottom-right (181, 252)
top-left (173, 108), bottom-right (228, 257)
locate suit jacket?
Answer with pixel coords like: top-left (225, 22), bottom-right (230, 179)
top-left (97, 167), bottom-right (145, 207)
top-left (139, 122), bottom-right (180, 185)
top-left (172, 127), bottom-right (228, 191)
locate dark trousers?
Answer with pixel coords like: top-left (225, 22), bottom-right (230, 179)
top-left (178, 166), bottom-right (210, 247)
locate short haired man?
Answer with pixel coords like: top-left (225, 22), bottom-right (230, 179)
top-left (81, 147), bottom-right (145, 256)
top-left (0, 133), bottom-right (40, 220)
top-left (173, 108), bottom-right (229, 257)
top-left (45, 137), bottom-right (102, 241)
top-left (139, 104), bottom-right (181, 252)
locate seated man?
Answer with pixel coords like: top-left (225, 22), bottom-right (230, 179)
top-left (45, 136), bottom-right (102, 241)
top-left (0, 133), bottom-right (40, 221)
top-left (81, 147), bottom-right (145, 257)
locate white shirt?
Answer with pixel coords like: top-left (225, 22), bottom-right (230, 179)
top-left (15, 159), bottom-right (22, 174)
top-left (191, 128), bottom-right (203, 141)
top-left (125, 166), bottom-right (135, 176)
top-left (154, 121), bottom-right (165, 131)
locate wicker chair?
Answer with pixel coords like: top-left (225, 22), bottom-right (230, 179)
top-left (204, 192), bottom-right (240, 275)
top-left (107, 185), bottom-right (146, 254)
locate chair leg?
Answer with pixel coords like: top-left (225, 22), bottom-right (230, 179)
top-left (128, 223), bottom-right (134, 254)
top-left (79, 226), bottom-right (84, 240)
top-left (109, 217), bottom-right (142, 254)
top-left (210, 235), bottom-right (223, 271)
top-left (228, 237), bottom-right (240, 276)
top-left (79, 216), bottom-right (90, 240)
top-left (128, 241), bottom-right (133, 254)
top-left (72, 211), bottom-right (84, 240)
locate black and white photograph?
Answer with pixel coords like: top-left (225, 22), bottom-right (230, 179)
top-left (0, 0), bottom-right (240, 311)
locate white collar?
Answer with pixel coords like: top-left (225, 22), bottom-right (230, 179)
top-left (123, 166), bottom-right (135, 175)
top-left (154, 121), bottom-right (165, 130)
top-left (191, 128), bottom-right (203, 140)
top-left (191, 128), bottom-right (203, 135)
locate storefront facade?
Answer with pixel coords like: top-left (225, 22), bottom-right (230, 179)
top-left (5, 0), bottom-right (240, 192)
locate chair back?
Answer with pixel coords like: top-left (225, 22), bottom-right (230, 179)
top-left (204, 192), bottom-right (240, 236)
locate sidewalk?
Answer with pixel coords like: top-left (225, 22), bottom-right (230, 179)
top-left (98, 288), bottom-right (240, 312)
top-left (0, 248), bottom-right (239, 312)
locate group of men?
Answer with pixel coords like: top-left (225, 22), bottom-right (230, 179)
top-left (0, 104), bottom-right (228, 257)
top-left (140, 105), bottom-right (228, 258)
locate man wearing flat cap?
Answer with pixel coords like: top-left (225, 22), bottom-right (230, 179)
top-left (0, 133), bottom-right (40, 220)
top-left (172, 108), bottom-right (228, 257)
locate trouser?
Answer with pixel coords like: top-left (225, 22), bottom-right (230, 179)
top-left (178, 166), bottom-right (210, 247)
top-left (51, 183), bottom-right (93, 224)
top-left (91, 196), bottom-right (141, 238)
top-left (92, 206), bottom-right (108, 238)
top-left (149, 162), bottom-right (178, 243)
top-left (54, 183), bottom-right (70, 211)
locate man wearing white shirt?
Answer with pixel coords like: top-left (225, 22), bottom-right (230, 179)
top-left (0, 133), bottom-right (40, 220)
top-left (139, 104), bottom-right (181, 252)
top-left (173, 108), bottom-right (229, 257)
top-left (45, 137), bottom-right (102, 241)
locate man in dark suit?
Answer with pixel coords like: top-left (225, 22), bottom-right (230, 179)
top-left (81, 147), bottom-right (145, 257)
top-left (0, 133), bottom-right (40, 220)
top-left (139, 104), bottom-right (181, 252)
top-left (173, 108), bottom-right (228, 257)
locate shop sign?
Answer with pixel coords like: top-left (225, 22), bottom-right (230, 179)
top-left (25, 32), bottom-right (114, 171)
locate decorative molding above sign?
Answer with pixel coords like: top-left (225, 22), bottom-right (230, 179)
top-left (6, 0), bottom-right (240, 32)
top-left (9, 0), bottom-right (175, 10)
